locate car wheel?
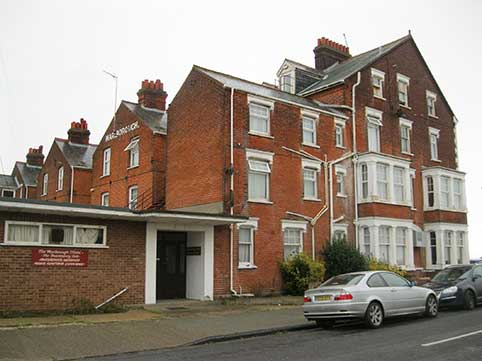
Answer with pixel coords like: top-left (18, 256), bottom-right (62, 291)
top-left (315, 320), bottom-right (334, 329)
top-left (424, 294), bottom-right (438, 317)
top-left (365, 301), bottom-right (384, 329)
top-left (463, 290), bottom-right (476, 310)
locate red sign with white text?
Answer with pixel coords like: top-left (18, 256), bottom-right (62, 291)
top-left (32, 249), bottom-right (88, 267)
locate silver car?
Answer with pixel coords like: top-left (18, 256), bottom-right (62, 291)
top-left (303, 271), bottom-right (438, 328)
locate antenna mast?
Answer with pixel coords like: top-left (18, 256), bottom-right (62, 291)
top-left (343, 33), bottom-right (349, 48)
top-left (103, 70), bottom-right (118, 130)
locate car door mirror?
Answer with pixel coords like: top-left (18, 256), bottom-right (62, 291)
top-left (409, 280), bottom-right (417, 287)
top-left (473, 274), bottom-right (482, 282)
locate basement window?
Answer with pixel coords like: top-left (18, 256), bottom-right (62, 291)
top-left (4, 221), bottom-right (107, 247)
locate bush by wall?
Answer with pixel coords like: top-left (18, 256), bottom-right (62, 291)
top-left (368, 258), bottom-right (408, 278)
top-left (322, 239), bottom-right (368, 279)
top-left (279, 253), bottom-right (325, 295)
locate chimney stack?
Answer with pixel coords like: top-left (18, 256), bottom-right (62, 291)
top-left (313, 37), bottom-right (351, 71)
top-left (137, 79), bottom-right (168, 111)
top-left (68, 118), bottom-right (90, 145)
top-left (26, 145), bottom-right (44, 166)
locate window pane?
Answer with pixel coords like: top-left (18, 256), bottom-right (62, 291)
top-left (303, 169), bottom-right (316, 198)
top-left (302, 117), bottom-right (316, 144)
top-left (248, 160), bottom-right (270, 173)
top-left (381, 273), bottom-right (409, 287)
top-left (368, 124), bottom-right (380, 152)
top-left (42, 225), bottom-right (74, 245)
top-left (76, 227), bottom-right (104, 245)
top-left (367, 274), bottom-right (387, 288)
top-left (249, 104), bottom-right (269, 134)
top-left (249, 172), bottom-right (268, 199)
top-left (7, 224), bottom-right (40, 243)
top-left (238, 228), bottom-right (252, 264)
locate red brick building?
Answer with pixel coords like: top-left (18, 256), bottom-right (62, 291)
top-left (37, 119), bottom-right (97, 204)
top-left (90, 80), bottom-right (167, 210)
top-left (166, 33), bottom-right (468, 296)
top-left (11, 146), bottom-right (44, 199)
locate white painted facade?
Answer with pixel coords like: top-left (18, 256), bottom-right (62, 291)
top-left (145, 222), bottom-right (215, 304)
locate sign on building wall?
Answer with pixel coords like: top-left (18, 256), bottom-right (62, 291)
top-left (104, 121), bottom-right (140, 142)
top-left (186, 247), bottom-right (202, 256)
top-left (32, 249), bottom-right (88, 267)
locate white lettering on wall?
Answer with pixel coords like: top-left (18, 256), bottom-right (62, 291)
top-left (104, 122), bottom-right (140, 142)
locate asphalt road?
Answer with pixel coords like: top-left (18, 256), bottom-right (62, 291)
top-left (86, 307), bottom-right (482, 361)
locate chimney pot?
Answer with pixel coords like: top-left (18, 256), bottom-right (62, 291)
top-left (314, 36), bottom-right (351, 71)
top-left (137, 78), bottom-right (168, 111)
top-left (68, 118), bottom-right (90, 144)
top-left (26, 145), bottom-right (44, 166)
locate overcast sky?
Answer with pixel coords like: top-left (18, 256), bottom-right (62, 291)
top-left (1, 0), bottom-right (481, 257)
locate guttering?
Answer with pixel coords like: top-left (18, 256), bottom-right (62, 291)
top-left (282, 146), bottom-right (326, 163)
top-left (70, 166), bottom-right (75, 203)
top-left (352, 72), bottom-right (361, 249)
top-left (229, 86), bottom-right (236, 296)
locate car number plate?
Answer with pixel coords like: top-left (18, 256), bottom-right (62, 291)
top-left (315, 295), bottom-right (331, 302)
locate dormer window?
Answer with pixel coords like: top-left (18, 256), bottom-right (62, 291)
top-left (280, 73), bottom-right (294, 93)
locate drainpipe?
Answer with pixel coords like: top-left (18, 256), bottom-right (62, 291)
top-left (70, 165), bottom-right (75, 203)
top-left (229, 87), bottom-right (237, 296)
top-left (352, 72), bottom-right (361, 249)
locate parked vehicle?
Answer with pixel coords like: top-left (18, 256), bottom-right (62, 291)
top-left (303, 271), bottom-right (438, 329)
top-left (422, 264), bottom-right (482, 310)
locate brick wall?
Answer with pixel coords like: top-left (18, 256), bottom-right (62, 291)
top-left (90, 103), bottom-right (166, 209)
top-left (0, 211), bottom-right (146, 312)
top-left (165, 69), bottom-right (227, 210)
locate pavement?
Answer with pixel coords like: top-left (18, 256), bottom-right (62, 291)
top-left (87, 307), bottom-right (482, 361)
top-left (0, 297), bottom-right (306, 361)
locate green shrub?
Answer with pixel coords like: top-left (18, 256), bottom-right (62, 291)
top-left (368, 258), bottom-right (408, 278)
top-left (279, 253), bottom-right (325, 295)
top-left (322, 239), bottom-right (368, 279)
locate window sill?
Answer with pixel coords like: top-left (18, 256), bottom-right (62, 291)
top-left (374, 95), bottom-right (386, 101)
top-left (335, 145), bottom-right (346, 149)
top-left (428, 114), bottom-right (439, 119)
top-left (336, 193), bottom-right (348, 198)
top-left (127, 165), bottom-right (140, 170)
top-left (399, 104), bottom-right (412, 110)
top-left (248, 199), bottom-right (273, 205)
top-left (100, 174), bottom-right (110, 179)
top-left (302, 143), bottom-right (320, 149)
top-left (56, 189), bottom-right (63, 193)
top-left (401, 151), bottom-right (414, 157)
top-left (430, 158), bottom-right (442, 163)
top-left (1, 243), bottom-right (109, 249)
top-left (249, 132), bottom-right (274, 139)
top-left (303, 197), bottom-right (321, 202)
top-left (238, 264), bottom-right (257, 270)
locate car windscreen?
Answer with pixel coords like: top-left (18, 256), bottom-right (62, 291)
top-left (322, 274), bottom-right (364, 286)
top-left (432, 267), bottom-right (472, 282)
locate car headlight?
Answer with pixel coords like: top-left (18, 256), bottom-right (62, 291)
top-left (441, 286), bottom-right (458, 295)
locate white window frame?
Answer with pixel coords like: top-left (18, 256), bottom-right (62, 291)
top-left (422, 168), bottom-right (466, 212)
top-left (101, 192), bottom-right (109, 207)
top-left (440, 176), bottom-right (451, 209)
top-left (103, 148), bottom-right (111, 177)
top-left (302, 115), bottom-right (317, 146)
top-left (445, 231), bottom-right (453, 265)
top-left (335, 165), bottom-right (346, 197)
top-left (371, 68), bottom-right (385, 99)
top-left (4, 220), bottom-right (107, 248)
top-left (378, 226), bottom-right (391, 264)
top-left (303, 168), bottom-right (318, 200)
top-left (248, 96), bottom-right (273, 137)
top-left (376, 163), bottom-right (389, 201)
top-left (128, 185), bottom-right (139, 210)
top-left (237, 218), bottom-right (258, 269)
top-left (57, 166), bottom-right (64, 191)
top-left (246, 149), bottom-right (274, 204)
top-left (280, 73), bottom-right (294, 93)
top-left (361, 163), bottom-right (369, 200)
top-left (393, 166), bottom-right (405, 203)
top-left (429, 127), bottom-right (440, 161)
top-left (396, 227), bottom-right (407, 266)
top-left (397, 73), bottom-right (410, 107)
top-left (457, 232), bottom-right (464, 264)
top-left (281, 220), bottom-right (306, 260)
top-left (125, 137), bottom-right (140, 168)
top-left (362, 227), bottom-right (371, 256)
top-left (1, 189), bottom-right (15, 198)
top-left (42, 173), bottom-right (48, 196)
top-left (335, 118), bottom-right (346, 148)
top-left (399, 118), bottom-right (412, 155)
top-left (332, 223), bottom-right (348, 242)
top-left (426, 90), bottom-right (437, 118)
top-left (453, 178), bottom-right (463, 210)
top-left (366, 107), bottom-right (382, 153)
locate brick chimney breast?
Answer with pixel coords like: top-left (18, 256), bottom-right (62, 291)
top-left (68, 118), bottom-right (91, 145)
top-left (137, 79), bottom-right (168, 111)
top-left (26, 145), bottom-right (44, 166)
top-left (314, 37), bottom-right (351, 72)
